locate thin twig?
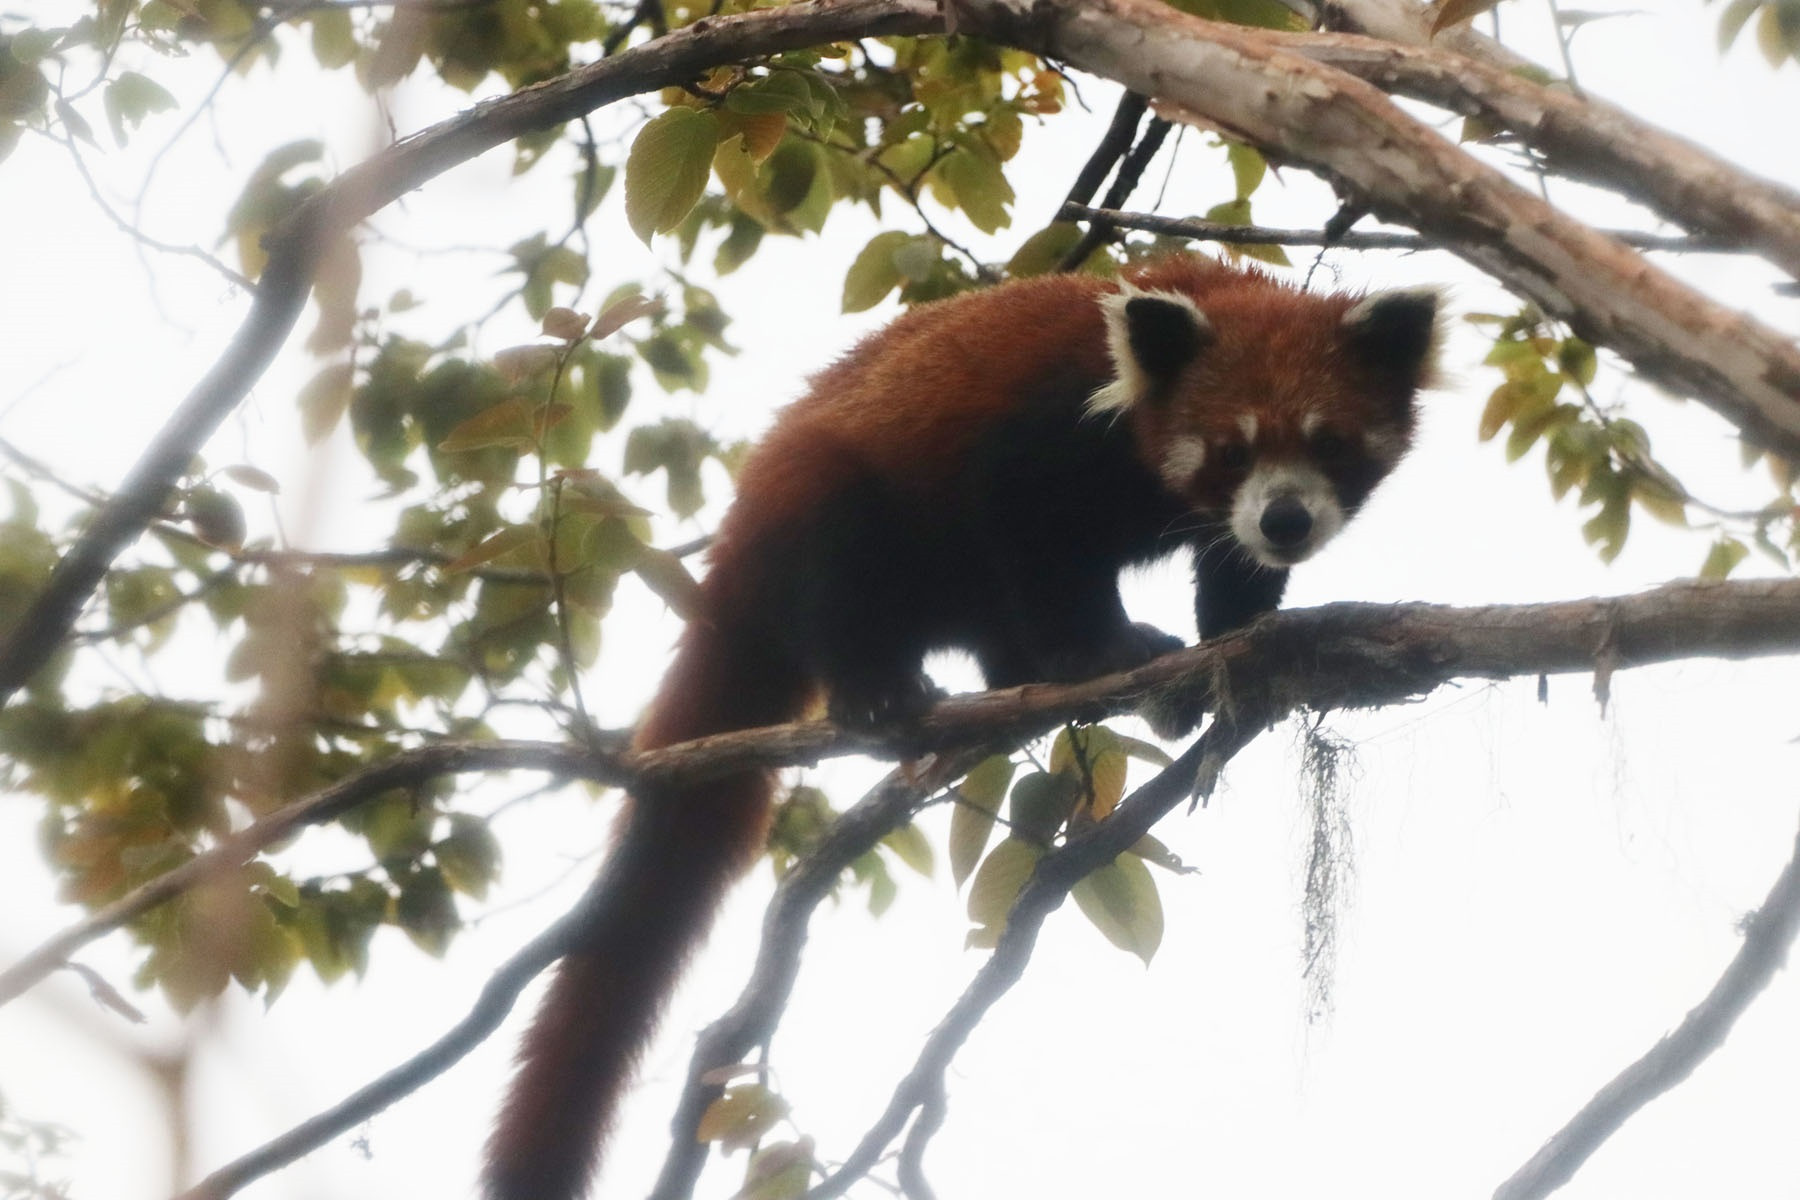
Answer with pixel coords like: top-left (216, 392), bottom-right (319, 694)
top-left (1062, 203), bottom-right (1747, 255)
top-left (49, 128), bottom-right (252, 289)
top-left (170, 873), bottom-right (604, 1200)
top-left (1493, 820), bottom-right (1800, 1200)
top-left (1056, 117), bottom-right (1172, 271)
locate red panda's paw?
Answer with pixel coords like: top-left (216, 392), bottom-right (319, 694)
top-left (1138, 690), bottom-right (1204, 742)
top-left (827, 672), bottom-right (944, 732)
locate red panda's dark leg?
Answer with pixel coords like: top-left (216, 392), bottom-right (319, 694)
top-left (783, 473), bottom-right (937, 728)
top-left (1194, 536), bottom-right (1290, 639)
top-left (972, 552), bottom-right (1171, 688)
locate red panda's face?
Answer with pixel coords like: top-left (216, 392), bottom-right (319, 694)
top-left (1089, 282), bottom-right (1440, 568)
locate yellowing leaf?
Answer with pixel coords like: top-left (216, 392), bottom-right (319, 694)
top-left (631, 544), bottom-right (702, 618)
top-left (696, 1084), bottom-right (788, 1153)
top-left (624, 108), bottom-right (721, 244)
top-left (541, 306), bottom-right (590, 341)
top-left (1051, 726), bottom-right (1128, 820)
top-left (593, 291), bottom-right (662, 340)
top-left (1072, 853), bottom-right (1164, 965)
top-left (438, 398), bottom-right (537, 453)
top-left (445, 525), bottom-right (541, 574)
top-left (1429, 0), bottom-right (1506, 36)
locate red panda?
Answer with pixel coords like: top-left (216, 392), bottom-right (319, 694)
top-left (483, 254), bottom-right (1439, 1200)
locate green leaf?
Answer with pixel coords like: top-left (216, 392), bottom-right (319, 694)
top-left (841, 230), bottom-right (911, 313)
top-left (1699, 537), bottom-right (1750, 581)
top-left (1072, 853), bottom-right (1164, 965)
top-left (183, 487), bottom-right (246, 550)
top-left (1004, 222), bottom-right (1083, 278)
top-left (308, 5), bottom-right (356, 68)
top-left (950, 755), bottom-right (1016, 888)
top-left (881, 820), bottom-right (934, 877)
top-left (1226, 142), bottom-right (1266, 200)
top-left (937, 146), bottom-right (1014, 234)
top-left (725, 71), bottom-right (814, 115)
top-left (102, 71), bottom-right (176, 146)
top-left (222, 464), bottom-right (281, 494)
top-left (624, 108), bottom-right (721, 244)
top-left (435, 815), bottom-right (501, 899)
top-left (965, 836), bottom-right (1042, 949)
top-left (1718, 0), bottom-right (1762, 50)
top-left (1557, 337), bottom-right (1598, 387)
top-left (1007, 770), bottom-right (1079, 843)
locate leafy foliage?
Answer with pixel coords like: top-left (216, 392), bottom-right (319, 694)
top-left (1470, 308), bottom-right (1797, 571)
top-left (0, 8), bottom-right (1794, 1191)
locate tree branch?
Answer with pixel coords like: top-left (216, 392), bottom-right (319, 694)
top-left (647, 744), bottom-right (998, 1200)
top-left (950, 0), bottom-right (1800, 457)
top-left (0, 0), bottom-right (942, 709)
top-left (1492, 820), bottom-right (1800, 1200)
top-left (1285, 32), bottom-right (1800, 279)
top-left (1063, 202), bottom-right (1750, 256)
top-left (1059, 90), bottom-right (1150, 209)
top-left (1315, 0), bottom-right (1800, 278)
top-left (170, 867), bottom-right (607, 1200)
top-left (808, 716), bottom-right (1268, 1199)
top-left (8, 578), bottom-right (1800, 1010)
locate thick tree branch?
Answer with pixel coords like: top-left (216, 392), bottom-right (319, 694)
top-left (951, 0), bottom-right (1800, 457)
top-left (1283, 32), bottom-right (1800, 279)
top-left (1493, 820), bottom-right (1800, 1200)
top-left (8, 579), bottom-right (1800, 1010)
top-left (13, 0), bottom-right (1798, 714)
top-left (0, 0), bottom-right (941, 710)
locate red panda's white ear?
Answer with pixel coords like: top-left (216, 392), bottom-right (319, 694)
top-left (1342, 287), bottom-right (1442, 384)
top-left (1089, 288), bottom-right (1214, 415)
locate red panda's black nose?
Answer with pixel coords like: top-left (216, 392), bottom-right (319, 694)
top-left (1260, 496), bottom-right (1314, 549)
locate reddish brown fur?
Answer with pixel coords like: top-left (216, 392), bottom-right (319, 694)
top-left (484, 255), bottom-right (1432, 1200)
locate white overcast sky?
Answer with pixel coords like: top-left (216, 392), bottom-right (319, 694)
top-left (2, 3), bottom-right (1799, 1200)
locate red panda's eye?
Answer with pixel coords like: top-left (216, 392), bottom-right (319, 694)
top-left (1311, 430), bottom-right (1352, 460)
top-left (1217, 443), bottom-right (1251, 470)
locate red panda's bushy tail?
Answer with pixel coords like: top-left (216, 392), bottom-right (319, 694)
top-left (483, 613), bottom-right (811, 1200)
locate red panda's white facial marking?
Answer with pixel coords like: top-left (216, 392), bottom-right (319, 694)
top-left (1230, 458), bottom-right (1346, 567)
top-left (1158, 436), bottom-right (1209, 494)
